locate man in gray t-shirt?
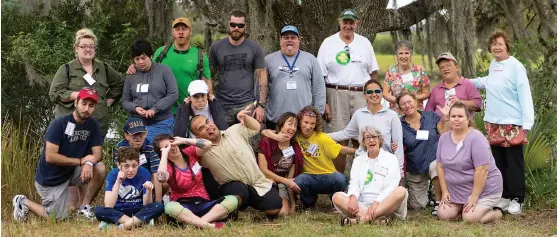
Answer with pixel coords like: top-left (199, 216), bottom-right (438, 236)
top-left (264, 25), bottom-right (325, 130)
top-left (209, 10), bottom-right (268, 126)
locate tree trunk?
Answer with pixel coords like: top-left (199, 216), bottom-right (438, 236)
top-left (145, 0), bottom-right (174, 43)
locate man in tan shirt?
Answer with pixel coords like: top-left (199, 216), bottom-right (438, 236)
top-left (190, 105), bottom-right (282, 218)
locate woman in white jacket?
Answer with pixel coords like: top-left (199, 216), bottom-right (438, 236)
top-left (332, 126), bottom-right (408, 225)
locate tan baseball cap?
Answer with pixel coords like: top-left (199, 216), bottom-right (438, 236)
top-left (436, 52), bottom-right (457, 65)
top-left (172, 17), bottom-right (192, 28)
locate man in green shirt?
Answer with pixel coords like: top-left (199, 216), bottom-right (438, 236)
top-left (127, 17), bottom-right (212, 113)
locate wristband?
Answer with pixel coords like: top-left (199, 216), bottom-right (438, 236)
top-left (84, 161), bottom-right (94, 167)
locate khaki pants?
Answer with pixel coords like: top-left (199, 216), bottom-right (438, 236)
top-left (325, 88), bottom-right (366, 133)
top-left (406, 160), bottom-right (438, 210)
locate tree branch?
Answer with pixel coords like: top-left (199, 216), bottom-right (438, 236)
top-left (372, 0), bottom-right (444, 32)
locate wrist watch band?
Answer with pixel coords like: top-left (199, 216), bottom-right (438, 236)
top-left (84, 161), bottom-right (94, 167)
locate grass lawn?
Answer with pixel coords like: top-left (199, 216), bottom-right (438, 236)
top-left (375, 54), bottom-right (436, 73)
top-left (3, 200), bottom-right (556, 237)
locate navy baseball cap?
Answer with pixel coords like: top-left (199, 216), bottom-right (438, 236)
top-left (124, 117), bottom-right (147, 135)
top-left (281, 25), bottom-right (300, 36)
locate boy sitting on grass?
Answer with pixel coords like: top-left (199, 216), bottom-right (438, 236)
top-left (94, 147), bottom-right (164, 230)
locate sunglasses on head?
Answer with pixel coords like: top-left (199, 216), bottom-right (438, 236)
top-left (229, 22), bottom-right (246, 29)
top-left (364, 89), bottom-right (382, 95)
top-left (344, 45), bottom-right (351, 58)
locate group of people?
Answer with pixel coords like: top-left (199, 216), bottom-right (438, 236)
top-left (12, 7), bottom-right (534, 230)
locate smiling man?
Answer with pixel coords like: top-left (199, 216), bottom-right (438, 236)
top-left (264, 25), bottom-right (326, 130)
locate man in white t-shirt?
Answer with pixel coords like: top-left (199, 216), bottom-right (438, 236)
top-left (317, 8), bottom-right (380, 173)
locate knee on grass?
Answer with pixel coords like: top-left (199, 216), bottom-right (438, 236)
top-left (220, 195), bottom-right (239, 213)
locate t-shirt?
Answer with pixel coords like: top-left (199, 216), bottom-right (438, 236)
top-left (201, 124), bottom-right (273, 196)
top-left (317, 32), bottom-right (379, 86)
top-left (384, 64), bottom-right (430, 114)
top-left (208, 38), bottom-right (266, 109)
top-left (436, 129), bottom-right (503, 204)
top-left (153, 44), bottom-right (211, 113)
top-left (296, 132), bottom-right (342, 175)
top-left (113, 139), bottom-right (160, 173)
top-left (35, 114), bottom-right (102, 186)
top-left (166, 146), bottom-right (209, 201)
top-left (264, 50), bottom-right (326, 122)
top-left (105, 166), bottom-right (151, 210)
top-left (268, 148), bottom-right (294, 177)
top-left (425, 76), bottom-right (482, 118)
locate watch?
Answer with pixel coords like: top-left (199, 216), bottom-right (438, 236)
top-left (84, 161), bottom-right (95, 167)
top-left (258, 102), bottom-right (267, 109)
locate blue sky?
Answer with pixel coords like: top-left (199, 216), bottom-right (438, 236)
top-left (388, 0), bottom-right (414, 8)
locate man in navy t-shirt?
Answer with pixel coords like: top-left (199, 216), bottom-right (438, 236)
top-left (13, 87), bottom-right (106, 221)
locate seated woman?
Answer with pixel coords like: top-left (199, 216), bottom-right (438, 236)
top-left (94, 147), bottom-right (164, 230)
top-left (256, 112), bottom-right (304, 215)
top-left (436, 102), bottom-right (503, 223)
top-left (332, 126), bottom-right (408, 226)
top-left (153, 134), bottom-right (237, 229)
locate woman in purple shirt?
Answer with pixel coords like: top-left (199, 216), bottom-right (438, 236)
top-left (436, 102), bottom-right (503, 223)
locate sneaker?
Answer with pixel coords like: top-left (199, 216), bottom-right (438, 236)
top-left (148, 219), bottom-right (155, 226)
top-left (98, 221), bottom-right (113, 230)
top-left (77, 205), bottom-right (95, 219)
top-left (498, 198), bottom-right (510, 212)
top-left (507, 198), bottom-right (523, 215)
top-left (13, 195), bottom-right (29, 221)
top-left (431, 201), bottom-right (440, 216)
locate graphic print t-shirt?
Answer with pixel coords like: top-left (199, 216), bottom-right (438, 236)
top-left (296, 132), bottom-right (341, 175)
top-left (105, 167), bottom-right (151, 210)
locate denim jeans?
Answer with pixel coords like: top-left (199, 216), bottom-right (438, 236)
top-left (294, 172), bottom-right (348, 208)
top-left (94, 202), bottom-right (164, 224)
top-left (145, 116), bottom-right (174, 144)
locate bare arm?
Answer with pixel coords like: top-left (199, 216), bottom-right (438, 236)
top-left (45, 141), bottom-right (84, 166)
top-left (172, 137), bottom-right (213, 157)
top-left (416, 84), bottom-right (431, 101)
top-left (104, 181), bottom-right (120, 208)
top-left (257, 153), bottom-right (290, 184)
top-left (143, 188), bottom-right (153, 206)
top-left (460, 100), bottom-right (480, 112)
top-left (471, 164), bottom-right (489, 198)
top-left (370, 71), bottom-right (378, 81)
top-left (153, 174), bottom-right (162, 202)
top-left (256, 67), bottom-right (268, 104)
top-left (437, 162), bottom-right (449, 195)
top-left (90, 145), bottom-right (103, 163)
top-left (339, 146), bottom-right (357, 155)
top-left (287, 165), bottom-right (296, 212)
top-left (202, 77), bottom-right (214, 95)
top-left (383, 81), bottom-right (396, 103)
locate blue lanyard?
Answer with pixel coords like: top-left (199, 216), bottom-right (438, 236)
top-left (281, 51), bottom-right (300, 78)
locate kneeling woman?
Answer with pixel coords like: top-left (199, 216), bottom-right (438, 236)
top-left (332, 126), bottom-right (408, 225)
top-left (436, 102), bottom-right (503, 223)
top-left (95, 147), bottom-right (164, 230)
top-left (153, 134), bottom-right (237, 229)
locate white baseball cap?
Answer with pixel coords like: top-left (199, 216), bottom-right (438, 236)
top-left (188, 80), bottom-right (208, 96)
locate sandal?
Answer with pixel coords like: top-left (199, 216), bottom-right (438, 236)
top-left (374, 216), bottom-right (392, 226)
top-left (339, 215), bottom-right (360, 226)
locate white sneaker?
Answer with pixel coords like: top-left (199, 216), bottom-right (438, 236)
top-left (13, 195), bottom-right (29, 221)
top-left (98, 221), bottom-right (113, 230)
top-left (162, 194), bottom-right (170, 205)
top-left (77, 205), bottom-right (95, 219)
top-left (507, 198), bottom-right (523, 214)
top-left (498, 198), bottom-right (510, 212)
top-left (148, 219), bottom-right (155, 226)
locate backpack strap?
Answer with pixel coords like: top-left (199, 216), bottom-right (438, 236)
top-left (156, 44), bottom-right (171, 63)
top-left (197, 49), bottom-right (204, 80)
top-left (65, 63), bottom-right (70, 81)
top-left (104, 63), bottom-right (108, 78)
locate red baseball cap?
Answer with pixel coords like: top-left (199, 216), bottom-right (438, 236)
top-left (77, 87), bottom-right (98, 103)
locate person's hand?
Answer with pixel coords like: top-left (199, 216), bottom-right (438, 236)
top-left (237, 104), bottom-right (255, 124)
top-left (69, 91), bottom-right (79, 101)
top-left (126, 64), bottom-right (136, 75)
top-left (81, 163), bottom-right (93, 182)
top-left (365, 201), bottom-right (379, 220)
top-left (156, 167), bottom-right (169, 183)
top-left (81, 154), bottom-right (96, 165)
top-left (253, 106), bottom-right (265, 122)
top-left (143, 181), bottom-right (154, 191)
top-left (347, 196), bottom-right (359, 217)
top-left (448, 95), bottom-right (461, 105)
top-left (144, 109), bottom-right (156, 118)
top-left (463, 194), bottom-right (478, 213)
top-left (106, 98), bottom-right (115, 106)
top-left (436, 100), bottom-right (451, 119)
top-left (116, 170), bottom-right (126, 182)
top-left (440, 192), bottom-right (452, 209)
top-left (161, 144), bottom-right (171, 155)
top-left (323, 104), bottom-right (332, 122)
top-left (171, 136), bottom-right (187, 145)
top-left (135, 107), bottom-right (146, 117)
top-left (274, 132), bottom-right (292, 143)
top-left (183, 96), bottom-right (191, 104)
top-left (391, 142), bottom-right (398, 152)
top-left (285, 179), bottom-right (301, 193)
top-left (208, 94), bottom-right (215, 101)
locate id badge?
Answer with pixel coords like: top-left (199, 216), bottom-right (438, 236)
top-left (139, 154), bottom-right (147, 166)
top-left (416, 130), bottom-right (429, 140)
top-left (65, 122), bottom-right (76, 136)
top-left (83, 74), bottom-right (96, 86)
top-left (192, 162), bottom-right (202, 174)
top-left (282, 146), bottom-right (295, 158)
top-left (287, 81), bottom-right (297, 90)
top-left (306, 144), bottom-right (318, 155)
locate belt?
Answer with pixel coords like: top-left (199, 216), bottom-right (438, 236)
top-left (326, 84), bottom-right (364, 92)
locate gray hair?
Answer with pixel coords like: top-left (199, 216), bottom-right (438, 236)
top-left (394, 40), bottom-right (413, 54)
top-left (359, 126), bottom-right (384, 151)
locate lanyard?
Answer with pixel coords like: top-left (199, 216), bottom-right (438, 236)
top-left (281, 51), bottom-right (300, 78)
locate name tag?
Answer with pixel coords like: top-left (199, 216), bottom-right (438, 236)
top-left (445, 88), bottom-right (456, 99)
top-left (375, 166), bottom-right (388, 177)
top-left (139, 154), bottom-right (147, 166)
top-left (191, 162), bottom-right (202, 174)
top-left (286, 81), bottom-right (297, 90)
top-left (65, 122), bottom-right (76, 136)
top-left (416, 130), bottom-right (429, 140)
top-left (282, 146), bottom-right (295, 158)
top-left (350, 54), bottom-right (363, 63)
top-left (401, 73), bottom-right (413, 84)
top-left (306, 144), bottom-right (318, 156)
top-left (493, 64), bottom-right (504, 72)
top-left (136, 84), bottom-right (149, 93)
top-left (83, 74), bottom-right (96, 86)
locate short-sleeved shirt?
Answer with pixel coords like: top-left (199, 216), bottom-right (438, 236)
top-left (201, 124), bottom-right (273, 196)
top-left (35, 114), bottom-right (102, 186)
top-left (425, 77), bottom-right (483, 118)
top-left (296, 132), bottom-right (342, 175)
top-left (105, 166), bottom-right (151, 210)
top-left (208, 38), bottom-right (266, 109)
top-left (436, 129), bottom-right (503, 204)
top-left (113, 139), bottom-right (160, 173)
top-left (384, 64), bottom-right (430, 113)
top-left (167, 146), bottom-right (209, 201)
top-left (153, 45), bottom-right (211, 113)
top-left (401, 111), bottom-right (440, 174)
top-left (317, 32), bottom-right (379, 86)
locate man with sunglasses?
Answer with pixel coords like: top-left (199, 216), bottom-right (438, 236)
top-left (316, 9), bottom-right (380, 174)
top-left (208, 10), bottom-right (268, 126)
top-left (264, 25), bottom-right (326, 130)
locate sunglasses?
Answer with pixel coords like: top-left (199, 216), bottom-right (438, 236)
top-left (229, 22), bottom-right (246, 29)
top-left (82, 87), bottom-right (98, 93)
top-left (344, 45), bottom-right (351, 59)
top-left (364, 89), bottom-right (382, 95)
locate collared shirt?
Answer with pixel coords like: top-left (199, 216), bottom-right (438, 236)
top-left (401, 111), bottom-right (440, 174)
top-left (384, 64), bottom-right (430, 114)
top-left (113, 139), bottom-right (160, 173)
top-left (425, 76), bottom-right (482, 118)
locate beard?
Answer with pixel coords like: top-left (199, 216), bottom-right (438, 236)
top-left (76, 111), bottom-right (91, 121)
top-left (228, 29), bottom-right (246, 41)
top-left (174, 36), bottom-right (190, 46)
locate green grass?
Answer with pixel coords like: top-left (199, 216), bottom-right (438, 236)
top-left (375, 54), bottom-right (435, 73)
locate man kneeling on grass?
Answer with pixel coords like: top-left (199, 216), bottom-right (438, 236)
top-left (95, 147), bottom-right (164, 230)
top-left (13, 88), bottom-right (106, 221)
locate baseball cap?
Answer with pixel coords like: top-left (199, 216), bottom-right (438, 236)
top-left (436, 52), bottom-right (458, 65)
top-left (281, 25), bottom-right (300, 36)
top-left (340, 9), bottom-right (358, 21)
top-left (188, 80), bottom-right (209, 96)
top-left (124, 117), bottom-right (147, 135)
top-left (172, 17), bottom-right (192, 28)
top-left (77, 87), bottom-right (98, 103)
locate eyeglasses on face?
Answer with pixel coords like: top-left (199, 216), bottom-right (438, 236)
top-left (78, 45), bottom-right (96, 50)
top-left (363, 135), bottom-right (379, 141)
top-left (229, 22), bottom-right (246, 28)
top-left (364, 89), bottom-right (382, 95)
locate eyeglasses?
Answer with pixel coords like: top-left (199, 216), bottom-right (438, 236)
top-left (363, 135), bottom-right (379, 141)
top-left (281, 35), bottom-right (298, 40)
top-left (78, 45), bottom-right (96, 50)
top-left (344, 45), bottom-right (351, 59)
top-left (364, 89), bottom-right (382, 95)
top-left (229, 22), bottom-right (246, 29)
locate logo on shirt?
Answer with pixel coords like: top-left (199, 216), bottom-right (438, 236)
top-left (223, 53), bottom-right (247, 71)
top-left (364, 169), bottom-right (373, 185)
top-left (278, 66), bottom-right (300, 75)
top-left (335, 51), bottom-right (350, 65)
top-left (69, 130), bottom-right (91, 143)
top-left (119, 184), bottom-right (141, 200)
